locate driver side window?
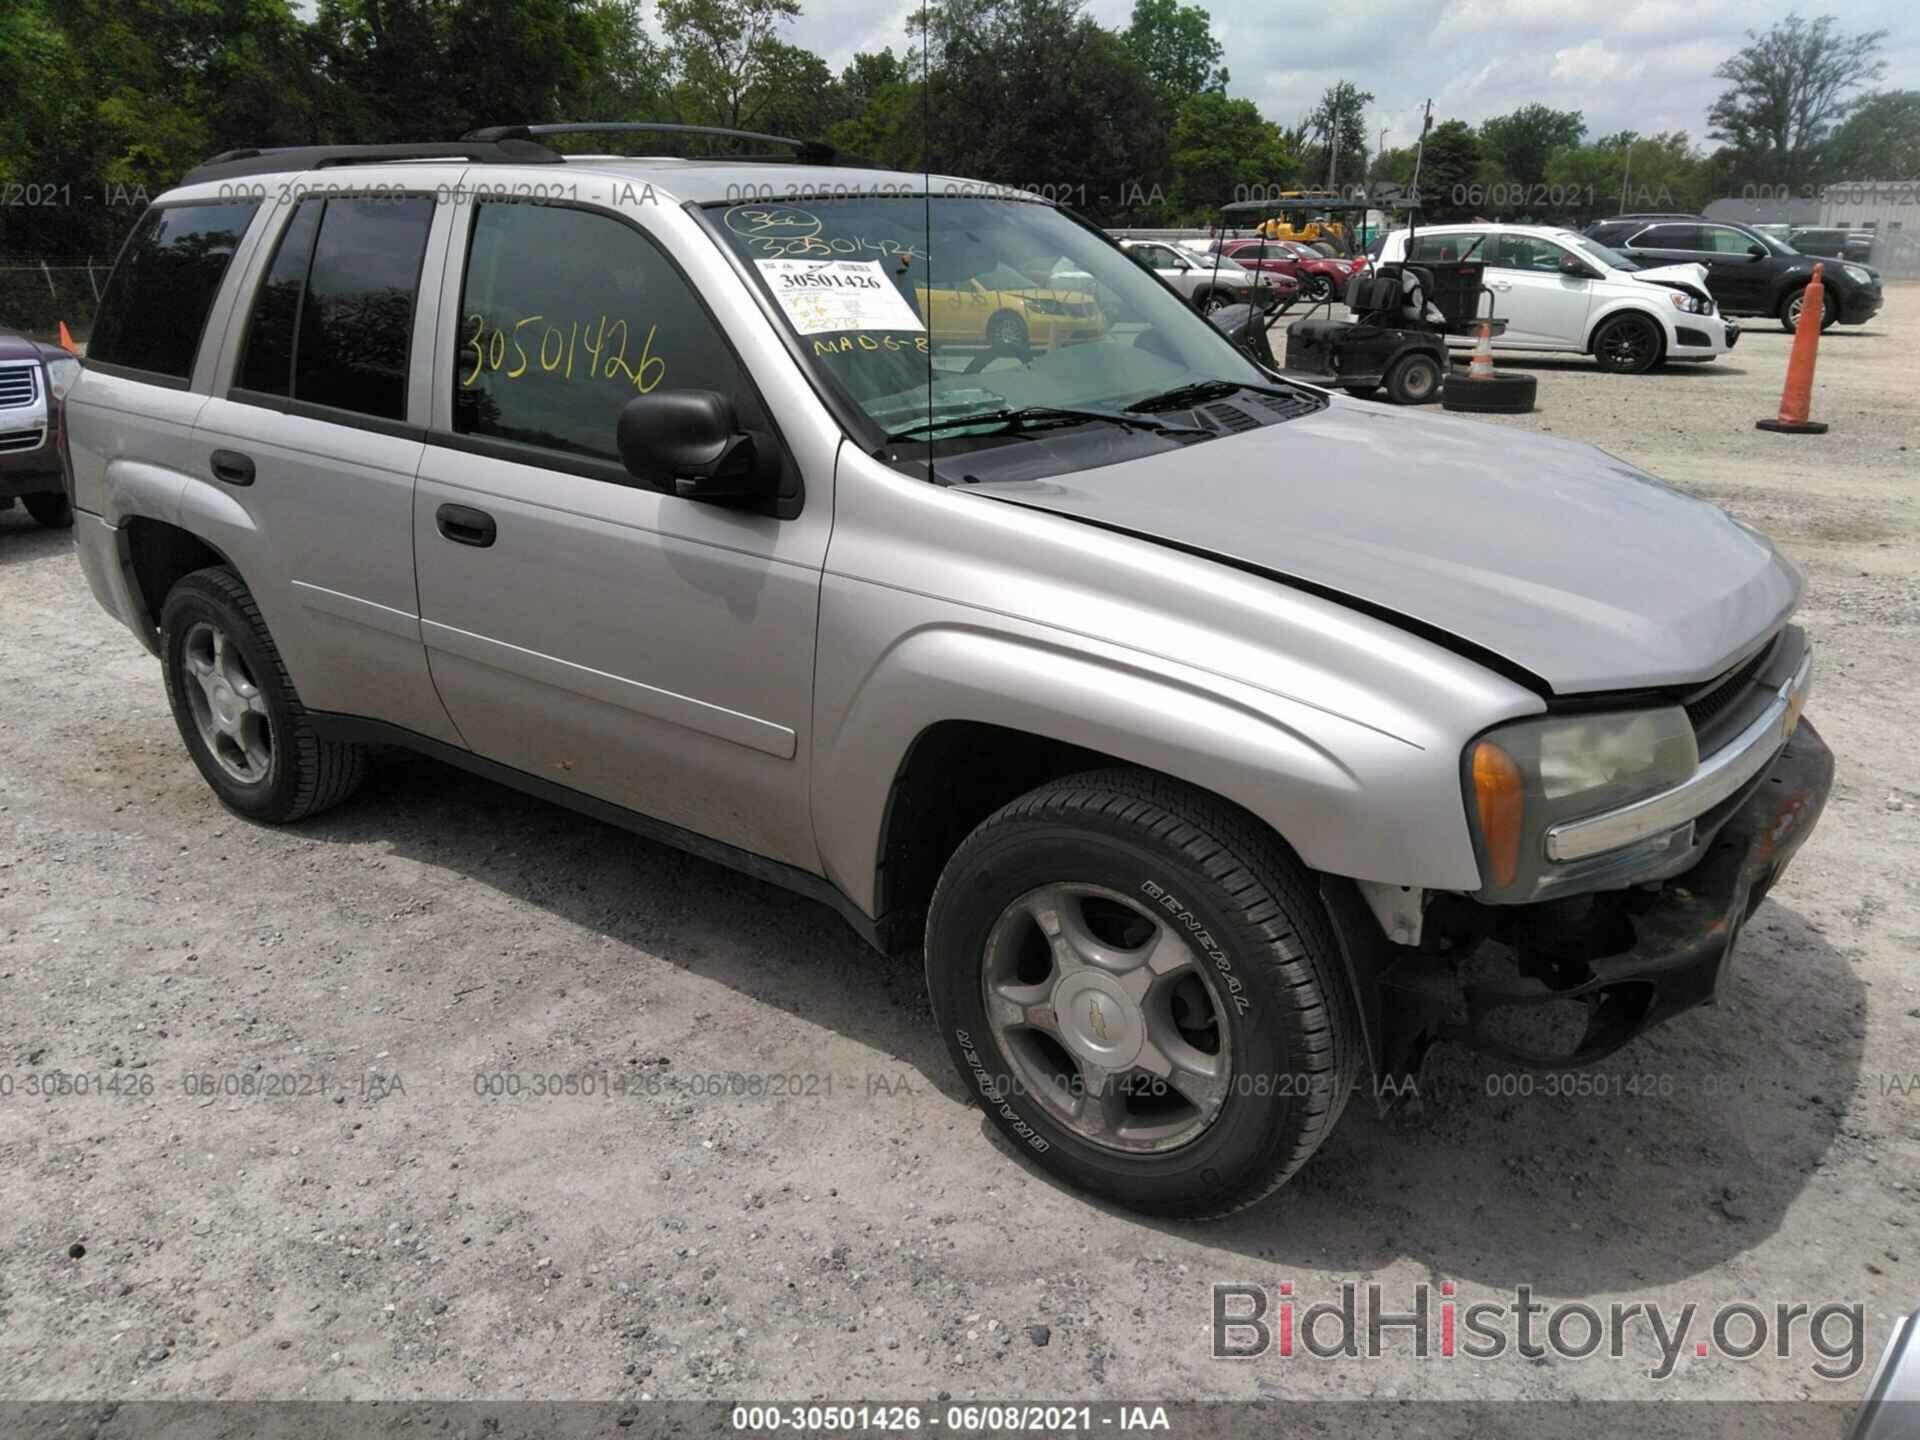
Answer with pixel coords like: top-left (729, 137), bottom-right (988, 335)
top-left (454, 200), bottom-right (749, 467)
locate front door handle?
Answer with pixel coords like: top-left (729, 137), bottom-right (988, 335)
top-left (435, 503), bottom-right (497, 548)
top-left (209, 449), bottom-right (255, 486)
top-left (1489, 280), bottom-right (1512, 291)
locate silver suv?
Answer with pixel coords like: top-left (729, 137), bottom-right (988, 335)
top-left (63, 126), bottom-right (1831, 1218)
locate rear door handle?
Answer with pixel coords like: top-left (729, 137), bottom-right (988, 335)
top-left (435, 503), bottom-right (497, 548)
top-left (209, 449), bottom-right (255, 486)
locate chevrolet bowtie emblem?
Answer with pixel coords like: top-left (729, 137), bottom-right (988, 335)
top-left (1087, 997), bottom-right (1109, 1045)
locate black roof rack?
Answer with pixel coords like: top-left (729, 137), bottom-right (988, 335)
top-left (465, 122), bottom-right (839, 165)
top-left (181, 139), bottom-right (563, 186)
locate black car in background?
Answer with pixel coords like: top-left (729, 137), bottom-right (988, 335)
top-left (1788, 226), bottom-right (1874, 265)
top-left (1585, 215), bottom-right (1883, 332)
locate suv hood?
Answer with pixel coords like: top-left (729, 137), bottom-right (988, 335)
top-left (973, 398), bottom-right (1799, 694)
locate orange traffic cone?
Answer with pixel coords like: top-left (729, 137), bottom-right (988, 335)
top-left (1467, 315), bottom-right (1496, 380)
top-left (1757, 263), bottom-right (1828, 434)
top-left (57, 321), bottom-right (79, 354)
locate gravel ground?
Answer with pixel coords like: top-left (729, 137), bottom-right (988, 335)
top-left (1, 289), bottom-right (1916, 1413)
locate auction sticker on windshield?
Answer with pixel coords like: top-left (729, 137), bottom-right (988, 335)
top-left (756, 259), bottom-right (925, 335)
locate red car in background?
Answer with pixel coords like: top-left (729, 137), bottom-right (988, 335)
top-left (1211, 237), bottom-right (1366, 304)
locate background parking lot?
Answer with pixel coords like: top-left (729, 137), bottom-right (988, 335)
top-left (2, 290), bottom-right (1916, 1407)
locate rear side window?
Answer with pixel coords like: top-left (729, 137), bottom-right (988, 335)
top-left (1407, 232), bottom-right (1486, 263)
top-left (234, 195), bottom-right (434, 421)
top-left (89, 201), bottom-right (260, 380)
top-left (1637, 225), bottom-right (1704, 251)
top-left (453, 201), bottom-right (749, 465)
top-left (237, 200), bottom-right (323, 396)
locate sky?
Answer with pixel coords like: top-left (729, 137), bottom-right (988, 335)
top-left (779, 0), bottom-right (1917, 153)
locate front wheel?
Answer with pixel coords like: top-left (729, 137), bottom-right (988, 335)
top-left (1592, 312), bottom-right (1665, 373)
top-left (925, 770), bottom-right (1362, 1219)
top-left (1780, 286), bottom-right (1838, 333)
top-left (1303, 274), bottom-right (1335, 303)
top-left (22, 491), bottom-right (72, 529)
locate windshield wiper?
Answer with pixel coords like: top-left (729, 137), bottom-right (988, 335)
top-left (883, 405), bottom-right (1206, 442)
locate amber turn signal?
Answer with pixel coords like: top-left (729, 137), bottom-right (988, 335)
top-left (1471, 739), bottom-right (1526, 887)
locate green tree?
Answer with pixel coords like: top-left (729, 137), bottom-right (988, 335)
top-left (918, 0), bottom-right (1160, 221)
top-left (1478, 104), bottom-right (1585, 189)
top-left (658, 0), bottom-right (802, 131)
top-left (1822, 91), bottom-right (1920, 180)
top-left (1301, 80), bottom-right (1371, 189)
top-left (1167, 90), bottom-right (1295, 218)
top-left (1545, 131), bottom-right (1711, 217)
top-left (1708, 12), bottom-right (1887, 186)
top-left (1121, 0), bottom-right (1225, 121)
top-left (1414, 118), bottom-right (1479, 220)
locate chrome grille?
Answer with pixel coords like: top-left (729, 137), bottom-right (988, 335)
top-left (0, 365), bottom-right (38, 409)
top-left (1684, 633), bottom-right (1780, 756)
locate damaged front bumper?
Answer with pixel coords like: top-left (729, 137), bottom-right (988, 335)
top-left (1350, 717), bottom-right (1834, 1073)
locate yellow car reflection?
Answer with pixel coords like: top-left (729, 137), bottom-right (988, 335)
top-left (914, 264), bottom-right (1106, 351)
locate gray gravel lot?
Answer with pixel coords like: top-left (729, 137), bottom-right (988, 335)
top-left (2, 290), bottom-right (1916, 1410)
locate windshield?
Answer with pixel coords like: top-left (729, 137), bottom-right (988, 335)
top-left (710, 196), bottom-right (1270, 450)
top-left (1570, 236), bottom-right (1640, 272)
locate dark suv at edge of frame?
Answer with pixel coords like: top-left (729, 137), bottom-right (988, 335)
top-left (1585, 214), bottom-right (1883, 333)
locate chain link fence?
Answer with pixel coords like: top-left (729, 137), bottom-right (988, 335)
top-left (0, 260), bottom-right (105, 340)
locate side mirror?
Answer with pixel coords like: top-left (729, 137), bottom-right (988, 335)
top-left (1208, 303), bottom-right (1277, 369)
top-left (617, 390), bottom-right (774, 503)
top-left (1557, 254), bottom-right (1596, 279)
top-left (1747, 243), bottom-right (1767, 260)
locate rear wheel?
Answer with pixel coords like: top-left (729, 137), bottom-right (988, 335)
top-left (22, 491), bottom-right (72, 529)
top-left (1384, 351), bottom-right (1442, 404)
top-left (160, 566), bottom-right (366, 822)
top-left (925, 769), bottom-right (1362, 1219)
top-left (1592, 313), bottom-right (1665, 373)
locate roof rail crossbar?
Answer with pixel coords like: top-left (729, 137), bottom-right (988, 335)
top-left (465, 122), bottom-right (838, 165)
top-left (179, 139), bottom-right (564, 187)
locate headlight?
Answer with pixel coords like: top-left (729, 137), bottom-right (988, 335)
top-left (1842, 264), bottom-right (1873, 286)
top-left (1667, 291), bottom-right (1711, 315)
top-left (44, 356), bottom-right (82, 401)
top-left (1022, 297), bottom-right (1065, 316)
top-left (1465, 708), bottom-right (1697, 897)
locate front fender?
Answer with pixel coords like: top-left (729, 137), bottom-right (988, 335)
top-left (810, 581), bottom-right (1491, 915)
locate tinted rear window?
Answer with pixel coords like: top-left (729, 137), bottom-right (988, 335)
top-left (236, 200), bottom-right (323, 397)
top-left (294, 197), bottom-right (435, 420)
top-left (89, 201), bottom-right (260, 379)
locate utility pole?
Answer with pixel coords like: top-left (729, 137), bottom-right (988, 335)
top-left (1328, 82), bottom-right (1342, 191)
top-left (1619, 136), bottom-right (1636, 214)
top-left (1407, 100), bottom-right (1433, 242)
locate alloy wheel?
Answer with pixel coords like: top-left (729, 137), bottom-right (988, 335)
top-left (181, 620), bottom-right (273, 784)
top-left (980, 883), bottom-right (1232, 1154)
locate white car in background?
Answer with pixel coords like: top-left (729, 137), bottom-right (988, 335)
top-left (1375, 223), bottom-right (1737, 373)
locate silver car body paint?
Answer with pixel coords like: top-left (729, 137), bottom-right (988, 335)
top-left (64, 159), bottom-right (1802, 923)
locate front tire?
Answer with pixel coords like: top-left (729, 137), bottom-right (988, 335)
top-left (925, 770), bottom-right (1362, 1219)
top-left (1780, 286), bottom-right (1838, 333)
top-left (23, 491), bottom-right (72, 529)
top-left (160, 566), bottom-right (366, 823)
top-left (1592, 312), bottom-right (1665, 373)
top-left (1303, 274), bottom-right (1335, 303)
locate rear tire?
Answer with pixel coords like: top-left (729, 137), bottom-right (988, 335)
top-left (925, 769), bottom-right (1362, 1219)
top-left (160, 566), bottom-right (366, 823)
top-left (23, 491), bottom-right (72, 529)
top-left (1384, 351), bottom-right (1442, 404)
